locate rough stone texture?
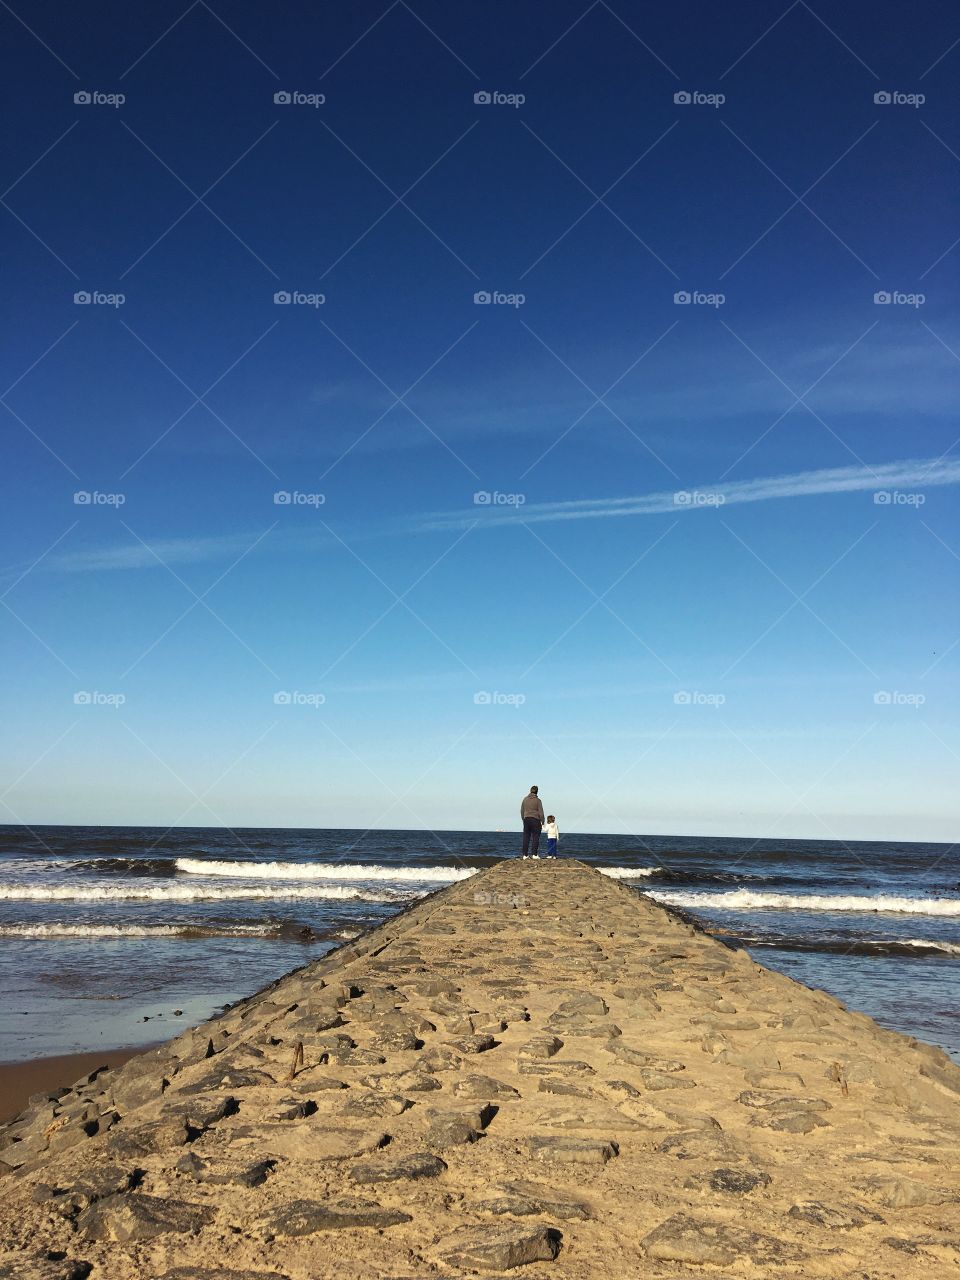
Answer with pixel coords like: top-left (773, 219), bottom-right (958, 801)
top-left (349, 1151), bottom-right (446, 1183)
top-left (642, 1212), bottom-right (794, 1266)
top-left (257, 1197), bottom-right (412, 1235)
top-left (519, 1035), bottom-right (563, 1059)
top-left (157, 1271), bottom-right (290, 1280)
top-left (861, 1176), bottom-right (957, 1208)
top-left (175, 1152), bottom-right (275, 1187)
top-left (789, 1201), bottom-right (882, 1228)
top-left (685, 1167), bottom-right (772, 1194)
top-left (35, 1164), bottom-right (141, 1216)
top-left (0, 1256), bottom-right (92, 1280)
top-left (474, 1179), bottom-right (592, 1220)
top-left (1, 859), bottom-right (959, 1279)
top-left (436, 1223), bottom-right (561, 1269)
top-left (77, 1192), bottom-right (215, 1241)
top-left (529, 1135), bottom-right (619, 1164)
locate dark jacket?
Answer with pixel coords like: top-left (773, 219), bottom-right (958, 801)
top-left (521, 792), bottom-right (544, 821)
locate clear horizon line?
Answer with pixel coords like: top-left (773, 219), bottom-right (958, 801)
top-left (0, 819), bottom-right (951, 847)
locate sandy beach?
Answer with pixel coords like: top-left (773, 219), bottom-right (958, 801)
top-left (0, 1048), bottom-right (148, 1126)
top-left (2, 859), bottom-right (958, 1278)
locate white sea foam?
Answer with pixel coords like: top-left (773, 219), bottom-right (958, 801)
top-left (597, 866), bottom-right (661, 879)
top-left (900, 938), bottom-right (960, 955)
top-left (0, 922), bottom-right (283, 939)
top-left (647, 888), bottom-right (960, 917)
top-left (175, 857), bottom-right (477, 883)
top-left (0, 921), bottom-right (372, 942)
top-left (0, 882), bottom-right (410, 904)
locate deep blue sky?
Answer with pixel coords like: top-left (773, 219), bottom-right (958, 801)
top-left (2, 0), bottom-right (958, 839)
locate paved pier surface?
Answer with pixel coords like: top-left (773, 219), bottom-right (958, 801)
top-left (2, 859), bottom-right (959, 1279)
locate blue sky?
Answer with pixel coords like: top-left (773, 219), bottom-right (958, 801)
top-left (1, 0), bottom-right (958, 840)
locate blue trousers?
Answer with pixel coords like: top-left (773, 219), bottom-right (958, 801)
top-left (546, 838), bottom-right (557, 856)
top-left (521, 817), bottom-right (541, 856)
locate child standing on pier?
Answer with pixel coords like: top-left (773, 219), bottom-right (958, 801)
top-left (543, 815), bottom-right (560, 856)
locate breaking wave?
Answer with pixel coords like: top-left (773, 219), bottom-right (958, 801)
top-left (174, 857), bottom-right (477, 882)
top-left (0, 921), bottom-right (348, 941)
top-left (731, 934), bottom-right (960, 959)
top-left (647, 888), bottom-right (960, 917)
top-left (0, 882), bottom-right (413, 904)
top-left (597, 866), bottom-right (662, 879)
top-left (596, 865), bottom-right (773, 884)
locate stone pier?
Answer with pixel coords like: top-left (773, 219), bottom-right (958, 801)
top-left (2, 859), bottom-right (959, 1279)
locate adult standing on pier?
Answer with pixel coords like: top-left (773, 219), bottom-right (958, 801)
top-left (520, 785), bottom-right (544, 857)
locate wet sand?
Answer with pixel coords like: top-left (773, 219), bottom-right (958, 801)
top-left (0, 1047), bottom-right (149, 1125)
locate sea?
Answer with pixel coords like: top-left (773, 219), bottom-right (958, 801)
top-left (0, 825), bottom-right (957, 1063)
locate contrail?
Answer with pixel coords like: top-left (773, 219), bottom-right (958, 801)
top-left (424, 456), bottom-right (960, 529)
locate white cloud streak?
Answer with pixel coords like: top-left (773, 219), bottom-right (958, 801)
top-left (50, 533), bottom-right (270, 573)
top-left (424, 456), bottom-right (960, 529)
top-left (41, 456), bottom-right (960, 573)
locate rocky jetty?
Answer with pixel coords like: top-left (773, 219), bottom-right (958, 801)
top-left (1, 859), bottom-right (959, 1279)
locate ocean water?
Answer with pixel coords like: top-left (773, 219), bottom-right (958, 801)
top-left (0, 825), bottom-right (957, 1062)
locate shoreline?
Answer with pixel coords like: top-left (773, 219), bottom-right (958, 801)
top-left (0, 1046), bottom-right (153, 1125)
top-left (0, 890), bottom-right (452, 1124)
top-left (0, 883), bottom-right (694, 1096)
top-left (3, 836), bottom-right (957, 1082)
top-left (3, 858), bottom-right (958, 1278)
top-left (0, 886), bottom-right (954, 1126)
